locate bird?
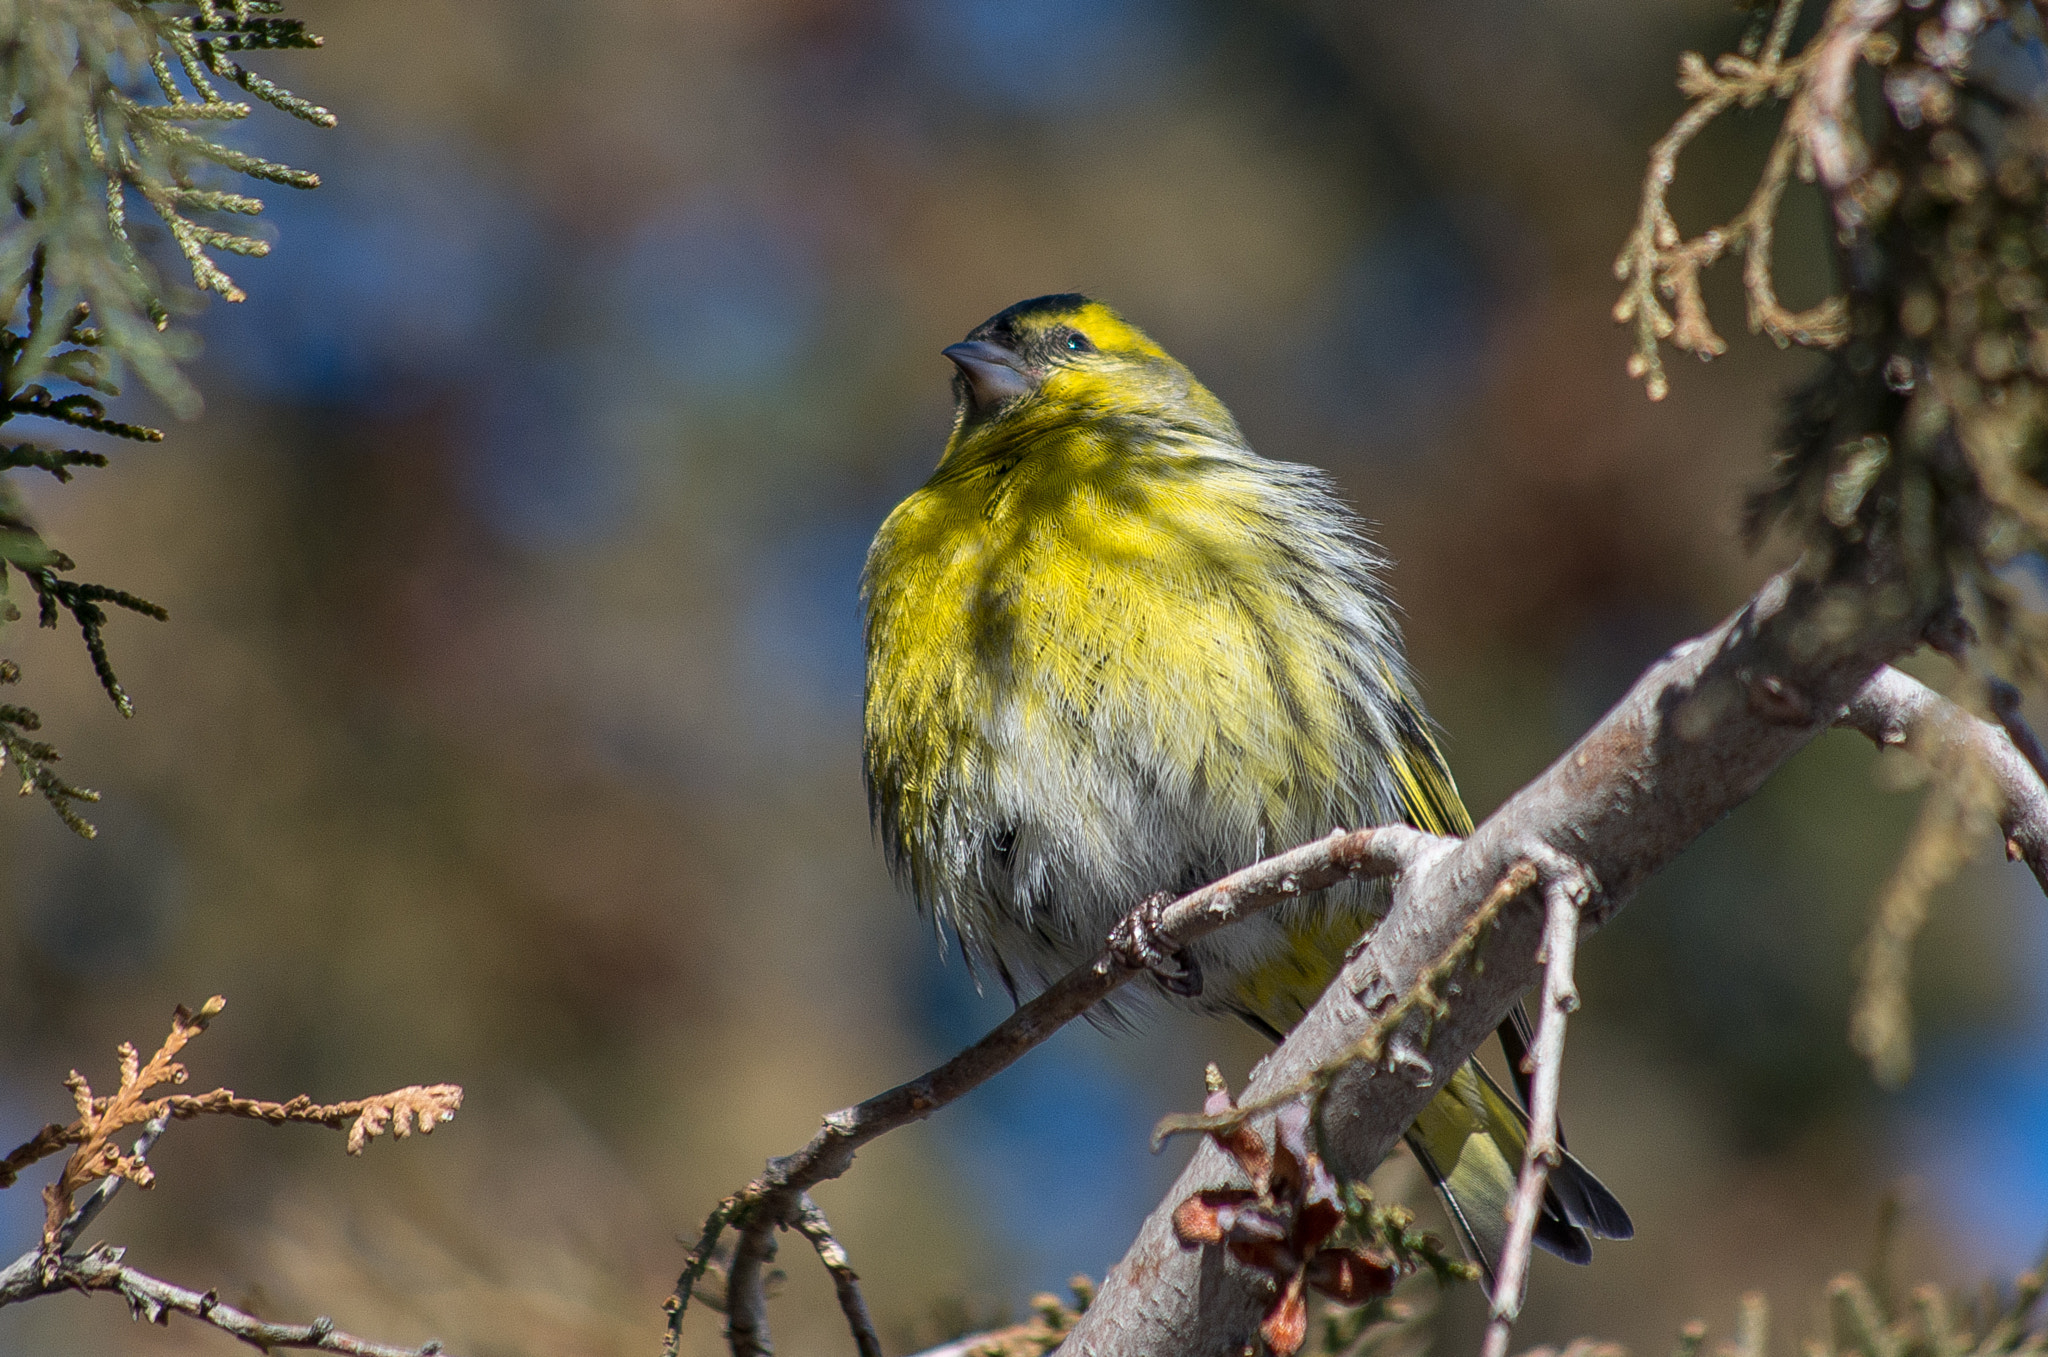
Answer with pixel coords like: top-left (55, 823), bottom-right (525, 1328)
top-left (860, 292), bottom-right (1631, 1288)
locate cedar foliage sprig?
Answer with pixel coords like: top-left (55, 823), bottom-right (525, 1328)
top-left (1619, 0), bottom-right (2048, 1091)
top-left (0, 0), bottom-right (332, 833)
top-left (0, 995), bottom-right (461, 1245)
top-left (1618, 0), bottom-right (2048, 668)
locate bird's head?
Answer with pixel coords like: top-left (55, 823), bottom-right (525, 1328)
top-left (940, 294), bottom-right (1240, 446)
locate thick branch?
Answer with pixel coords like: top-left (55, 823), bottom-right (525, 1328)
top-left (1059, 573), bottom-right (2002, 1354)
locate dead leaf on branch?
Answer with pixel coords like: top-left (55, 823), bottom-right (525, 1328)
top-left (1169, 1070), bottom-right (1408, 1357)
top-left (0, 995), bottom-right (462, 1247)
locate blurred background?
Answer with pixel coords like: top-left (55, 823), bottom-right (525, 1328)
top-left (2, 1), bottom-right (2046, 1353)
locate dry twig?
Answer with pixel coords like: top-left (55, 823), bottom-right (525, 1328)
top-left (1840, 668), bottom-right (2048, 890)
top-left (1613, 0), bottom-right (1871, 400)
top-left (1480, 865), bottom-right (1588, 1357)
top-left (790, 1194), bottom-right (882, 1357)
top-left (664, 825), bottom-right (1451, 1357)
top-left (0, 996), bottom-right (460, 1357)
top-left (1, 1244), bottom-right (447, 1357)
top-left (1836, 666), bottom-right (2048, 1084)
top-left (6, 996), bottom-right (461, 1243)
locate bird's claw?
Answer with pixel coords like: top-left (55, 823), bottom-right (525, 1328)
top-left (1109, 892), bottom-right (1203, 997)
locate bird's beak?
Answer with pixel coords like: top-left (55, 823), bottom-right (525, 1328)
top-left (944, 340), bottom-right (1036, 416)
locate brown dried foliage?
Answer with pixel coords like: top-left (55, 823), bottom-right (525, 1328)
top-left (1614, 0), bottom-right (1852, 403)
top-left (1170, 1072), bottom-right (1447, 1357)
top-left (0, 995), bottom-right (461, 1246)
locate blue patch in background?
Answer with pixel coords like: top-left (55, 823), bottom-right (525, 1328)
top-left (902, 0), bottom-right (1191, 116)
top-left (911, 946), bottom-right (1194, 1295)
top-left (1903, 863), bottom-right (2048, 1268)
top-left (195, 137), bottom-right (537, 411)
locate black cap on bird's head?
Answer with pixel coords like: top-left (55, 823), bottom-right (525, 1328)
top-left (937, 294), bottom-right (1239, 443)
top-left (942, 292), bottom-right (1189, 418)
top-left (943, 294), bottom-right (1097, 420)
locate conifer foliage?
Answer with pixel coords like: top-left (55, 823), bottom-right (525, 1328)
top-left (0, 0), bottom-right (330, 832)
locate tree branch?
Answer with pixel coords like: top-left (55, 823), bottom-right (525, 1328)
top-left (789, 1194), bottom-right (882, 1357)
top-left (674, 602), bottom-right (2048, 1357)
top-left (0, 1244), bottom-right (446, 1357)
top-left (1837, 666), bottom-right (2048, 894)
top-left (664, 827), bottom-right (1449, 1355)
top-left (1057, 570), bottom-right (2030, 1354)
top-left (0, 998), bottom-right (461, 1357)
top-left (1482, 862), bottom-right (1587, 1357)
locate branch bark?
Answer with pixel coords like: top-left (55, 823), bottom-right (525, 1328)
top-left (1834, 667), bottom-right (2048, 894)
top-left (667, 827), bottom-right (1447, 1356)
top-left (1059, 576), bottom-right (2044, 1354)
top-left (1480, 864), bottom-right (1586, 1357)
top-left (0, 1244), bottom-right (446, 1357)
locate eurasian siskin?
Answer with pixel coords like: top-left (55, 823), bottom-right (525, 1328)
top-left (861, 293), bottom-right (1631, 1285)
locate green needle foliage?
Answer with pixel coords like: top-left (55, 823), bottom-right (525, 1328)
top-left (0, 0), bottom-right (331, 834)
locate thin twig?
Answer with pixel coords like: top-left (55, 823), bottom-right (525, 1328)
top-left (725, 1224), bottom-right (777, 1357)
top-left (0, 1121), bottom-right (80, 1189)
top-left (1153, 858), bottom-right (1536, 1148)
top-left (58, 1111), bottom-right (168, 1253)
top-left (1480, 865), bottom-right (1587, 1357)
top-left (0, 1139), bottom-right (453, 1357)
top-left (2, 1085), bottom-right (465, 1185)
top-left (0, 1110), bottom-right (172, 1301)
top-left (1837, 666), bottom-right (2048, 893)
top-left (23, 996), bottom-right (460, 1247)
top-left (0, 1243), bottom-right (447, 1357)
top-left (1988, 680), bottom-right (2048, 792)
top-left (663, 825), bottom-right (1449, 1357)
top-left (1835, 669), bottom-right (2048, 1086)
top-left (790, 1194), bottom-right (882, 1357)
top-left (0, 998), bottom-right (460, 1357)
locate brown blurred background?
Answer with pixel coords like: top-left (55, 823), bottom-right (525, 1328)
top-left (3, 1), bottom-right (2046, 1354)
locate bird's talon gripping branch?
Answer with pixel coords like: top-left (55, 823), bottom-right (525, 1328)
top-left (1108, 891), bottom-right (1204, 997)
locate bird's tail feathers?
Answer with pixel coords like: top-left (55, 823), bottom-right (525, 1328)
top-left (1403, 1060), bottom-right (1631, 1300)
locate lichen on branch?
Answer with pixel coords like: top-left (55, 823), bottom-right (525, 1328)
top-left (1620, 0), bottom-right (2048, 1096)
top-left (1613, 0), bottom-right (1851, 403)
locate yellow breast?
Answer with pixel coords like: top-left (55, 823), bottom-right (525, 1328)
top-left (861, 417), bottom-right (1463, 1017)
top-left (866, 430), bottom-right (1356, 829)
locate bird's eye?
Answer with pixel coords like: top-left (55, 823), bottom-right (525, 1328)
top-left (1063, 331), bottom-right (1095, 354)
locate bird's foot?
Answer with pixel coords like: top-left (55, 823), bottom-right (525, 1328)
top-left (1109, 892), bottom-right (1203, 997)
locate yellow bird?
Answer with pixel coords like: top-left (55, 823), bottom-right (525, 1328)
top-left (861, 294), bottom-right (1630, 1285)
